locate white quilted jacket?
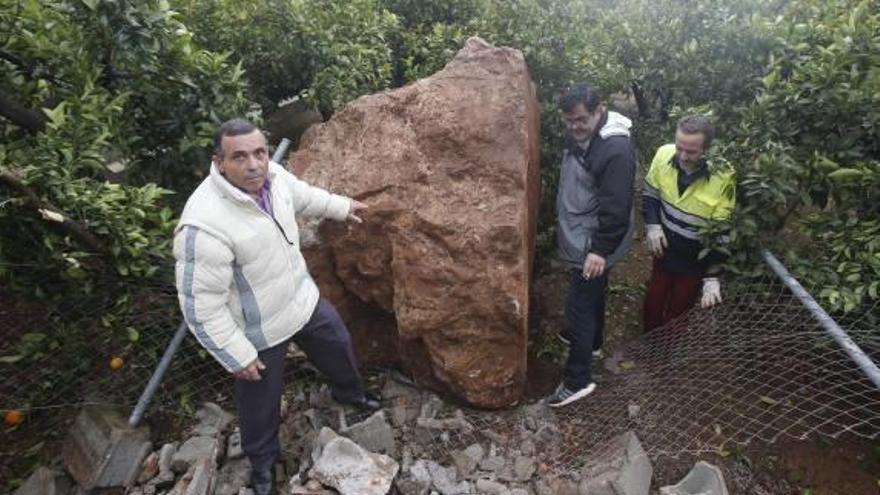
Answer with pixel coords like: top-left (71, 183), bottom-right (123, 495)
top-left (174, 161), bottom-right (350, 372)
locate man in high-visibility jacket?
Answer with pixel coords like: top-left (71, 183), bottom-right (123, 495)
top-left (642, 115), bottom-right (735, 331)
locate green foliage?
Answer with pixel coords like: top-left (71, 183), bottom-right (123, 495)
top-left (2, 0), bottom-right (255, 186)
top-left (602, 0), bottom-right (783, 118)
top-left (795, 216), bottom-right (880, 312)
top-left (532, 331), bottom-right (566, 363)
top-left (0, 0), bottom-right (253, 297)
top-left (2, 0), bottom-right (878, 317)
top-left (175, 0), bottom-right (314, 112)
top-left (293, 0), bottom-right (400, 115)
top-left (176, 0), bottom-right (401, 117)
top-left (382, 0), bottom-right (485, 28)
top-left (1, 71), bottom-right (176, 295)
top-left (399, 22), bottom-right (475, 82)
top-left (731, 0), bottom-right (880, 312)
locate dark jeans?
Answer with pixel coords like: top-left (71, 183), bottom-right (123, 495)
top-left (234, 298), bottom-right (364, 477)
top-left (562, 268), bottom-right (607, 390)
top-left (643, 259), bottom-right (703, 332)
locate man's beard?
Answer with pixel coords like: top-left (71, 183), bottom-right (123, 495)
top-left (569, 129), bottom-right (592, 144)
top-left (679, 158), bottom-right (702, 171)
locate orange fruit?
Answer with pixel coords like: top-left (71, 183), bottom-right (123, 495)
top-left (4, 410), bottom-right (24, 426)
top-left (109, 356), bottom-right (124, 370)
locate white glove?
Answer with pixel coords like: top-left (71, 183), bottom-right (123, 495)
top-left (646, 224), bottom-right (667, 257)
top-left (701, 277), bottom-right (722, 308)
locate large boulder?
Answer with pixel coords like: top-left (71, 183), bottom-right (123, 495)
top-left (291, 37), bottom-right (540, 409)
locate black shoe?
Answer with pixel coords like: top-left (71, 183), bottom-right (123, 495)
top-left (335, 390), bottom-right (382, 412)
top-left (250, 469), bottom-right (277, 495)
top-left (354, 391), bottom-right (382, 412)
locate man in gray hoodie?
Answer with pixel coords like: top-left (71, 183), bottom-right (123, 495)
top-left (548, 84), bottom-right (637, 407)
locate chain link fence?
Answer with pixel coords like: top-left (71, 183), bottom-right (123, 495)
top-left (443, 263), bottom-right (880, 467)
top-left (1, 254), bottom-right (878, 490)
top-left (1, 266), bottom-right (228, 487)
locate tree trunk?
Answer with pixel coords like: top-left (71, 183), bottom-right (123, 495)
top-left (630, 82), bottom-right (649, 118)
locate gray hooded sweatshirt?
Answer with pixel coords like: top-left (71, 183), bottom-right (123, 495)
top-left (556, 110), bottom-right (637, 269)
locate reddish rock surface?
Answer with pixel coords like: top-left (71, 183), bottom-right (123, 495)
top-left (292, 37), bottom-right (540, 408)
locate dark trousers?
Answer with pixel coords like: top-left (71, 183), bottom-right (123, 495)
top-left (643, 259), bottom-right (703, 332)
top-left (234, 298), bottom-right (364, 477)
top-left (563, 269), bottom-right (607, 390)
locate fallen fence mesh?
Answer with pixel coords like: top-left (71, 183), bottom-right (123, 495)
top-left (441, 265), bottom-right (880, 472)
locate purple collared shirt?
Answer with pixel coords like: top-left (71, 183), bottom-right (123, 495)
top-left (255, 178), bottom-right (273, 217)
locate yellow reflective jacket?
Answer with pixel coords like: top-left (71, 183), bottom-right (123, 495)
top-left (643, 144), bottom-right (735, 274)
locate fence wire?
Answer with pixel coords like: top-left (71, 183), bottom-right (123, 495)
top-left (1, 260), bottom-right (878, 490)
top-left (422, 266), bottom-right (879, 473)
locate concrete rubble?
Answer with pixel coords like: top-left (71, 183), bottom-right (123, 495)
top-left (62, 406), bottom-right (152, 490)
top-left (578, 431), bottom-right (653, 495)
top-left (660, 461), bottom-right (729, 495)
top-left (15, 366), bottom-right (672, 495)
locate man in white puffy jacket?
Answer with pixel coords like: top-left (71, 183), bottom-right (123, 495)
top-left (174, 119), bottom-right (377, 495)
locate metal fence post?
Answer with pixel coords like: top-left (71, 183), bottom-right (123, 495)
top-left (763, 249), bottom-right (880, 391)
top-left (128, 322), bottom-right (188, 427)
top-left (273, 138), bottom-right (291, 164)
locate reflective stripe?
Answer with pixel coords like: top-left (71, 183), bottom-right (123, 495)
top-left (233, 264), bottom-right (268, 349)
top-left (660, 204), bottom-right (732, 243)
top-left (660, 206), bottom-right (700, 232)
top-left (183, 227), bottom-right (240, 370)
top-left (660, 210), bottom-right (701, 240)
top-left (646, 181), bottom-right (712, 227)
top-left (660, 198), bottom-right (708, 227)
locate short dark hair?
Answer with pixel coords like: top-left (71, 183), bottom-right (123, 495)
top-left (677, 114), bottom-right (715, 149)
top-left (214, 118), bottom-right (259, 155)
top-left (558, 84), bottom-right (602, 113)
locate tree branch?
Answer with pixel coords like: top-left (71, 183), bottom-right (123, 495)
top-left (0, 51), bottom-right (32, 74)
top-left (0, 91), bottom-right (45, 133)
top-left (0, 169), bottom-right (107, 257)
top-left (630, 82), bottom-right (649, 118)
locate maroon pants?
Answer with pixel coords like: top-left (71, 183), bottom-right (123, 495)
top-left (643, 259), bottom-right (703, 332)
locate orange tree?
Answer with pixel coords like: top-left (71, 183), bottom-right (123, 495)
top-left (729, 0), bottom-right (880, 312)
top-left (5, 0), bottom-right (873, 315)
top-left (176, 0), bottom-right (401, 118)
top-left (0, 0), bottom-right (253, 295)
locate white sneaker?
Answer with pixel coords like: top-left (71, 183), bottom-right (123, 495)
top-left (547, 382), bottom-right (597, 408)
